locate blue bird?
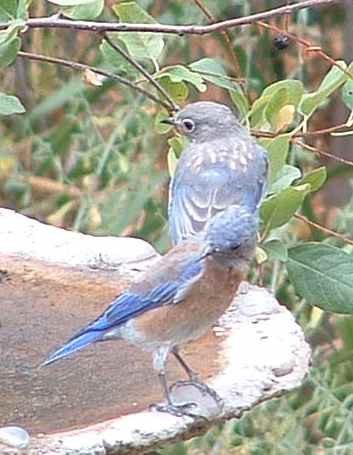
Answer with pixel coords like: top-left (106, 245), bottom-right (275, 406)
top-left (43, 205), bottom-right (258, 417)
top-left (164, 101), bottom-right (268, 245)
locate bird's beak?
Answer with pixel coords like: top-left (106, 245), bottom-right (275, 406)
top-left (160, 117), bottom-right (176, 126)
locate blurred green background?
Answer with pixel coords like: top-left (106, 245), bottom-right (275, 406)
top-left (2, 0), bottom-right (353, 453)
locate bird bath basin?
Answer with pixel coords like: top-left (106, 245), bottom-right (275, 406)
top-left (0, 209), bottom-right (311, 454)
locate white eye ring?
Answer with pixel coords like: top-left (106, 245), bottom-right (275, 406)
top-left (182, 118), bottom-right (195, 132)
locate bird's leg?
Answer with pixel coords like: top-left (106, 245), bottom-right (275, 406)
top-left (150, 370), bottom-right (200, 418)
top-left (170, 348), bottom-right (223, 410)
top-left (172, 347), bottom-right (197, 380)
top-left (149, 347), bottom-right (201, 418)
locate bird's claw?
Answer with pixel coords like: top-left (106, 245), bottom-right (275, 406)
top-left (150, 401), bottom-right (203, 419)
top-left (170, 379), bottom-right (224, 410)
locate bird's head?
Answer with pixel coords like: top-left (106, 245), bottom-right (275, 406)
top-left (204, 206), bottom-right (259, 270)
top-left (162, 101), bottom-right (240, 142)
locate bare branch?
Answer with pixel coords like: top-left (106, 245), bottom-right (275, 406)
top-left (17, 51), bottom-right (173, 111)
top-left (0, 0), bottom-right (340, 34)
top-left (294, 140), bottom-right (353, 167)
top-left (257, 20), bottom-right (353, 81)
top-left (252, 123), bottom-right (353, 138)
top-left (295, 213), bottom-right (353, 247)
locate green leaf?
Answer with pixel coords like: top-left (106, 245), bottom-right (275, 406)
top-left (99, 37), bottom-right (139, 76)
top-left (189, 58), bottom-right (222, 72)
top-left (288, 243), bottom-right (353, 314)
top-left (261, 184), bottom-right (310, 231)
top-left (189, 58), bottom-right (240, 91)
top-left (167, 148), bottom-right (178, 177)
top-left (261, 80), bottom-right (304, 107)
top-left (300, 61), bottom-right (349, 117)
top-left (342, 79), bottom-right (353, 111)
top-left (261, 134), bottom-right (290, 183)
top-left (167, 136), bottom-right (185, 177)
top-left (230, 88), bottom-right (249, 120)
top-left (159, 76), bottom-right (188, 104)
top-left (0, 92), bottom-right (25, 115)
top-left (249, 80), bottom-right (304, 128)
top-left (16, 0), bottom-right (27, 20)
top-left (168, 136), bottom-right (184, 159)
top-left (0, 0), bottom-right (17, 22)
top-left (270, 164), bottom-right (301, 194)
top-left (319, 62), bottom-right (349, 91)
top-left (262, 239), bottom-right (288, 262)
top-left (112, 1), bottom-right (164, 61)
top-left (0, 20), bottom-right (25, 44)
top-left (159, 66), bottom-right (206, 92)
top-left (155, 109), bottom-right (172, 134)
top-left (248, 94), bottom-right (271, 128)
top-left (299, 166), bottom-right (327, 192)
top-left (265, 87), bottom-right (289, 129)
top-left (47, 0), bottom-right (97, 5)
top-left (63, 0), bottom-right (104, 19)
top-left (264, 81), bottom-right (304, 129)
top-left (0, 35), bottom-right (20, 68)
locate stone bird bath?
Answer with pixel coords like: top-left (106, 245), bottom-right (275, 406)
top-left (0, 208), bottom-right (310, 454)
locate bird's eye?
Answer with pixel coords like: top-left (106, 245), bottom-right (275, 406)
top-left (182, 118), bottom-right (195, 132)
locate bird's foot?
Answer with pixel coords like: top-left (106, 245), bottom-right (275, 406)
top-left (150, 401), bottom-right (203, 419)
top-left (170, 379), bottom-right (224, 410)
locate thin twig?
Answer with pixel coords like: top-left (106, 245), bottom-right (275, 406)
top-left (0, 0), bottom-right (340, 34)
top-left (102, 33), bottom-right (178, 111)
top-left (295, 213), bottom-right (353, 247)
top-left (252, 132), bottom-right (353, 166)
top-left (257, 20), bottom-right (353, 82)
top-left (252, 123), bottom-right (353, 138)
top-left (294, 140), bottom-right (353, 167)
top-left (191, 0), bottom-right (242, 77)
top-left (17, 51), bottom-right (173, 110)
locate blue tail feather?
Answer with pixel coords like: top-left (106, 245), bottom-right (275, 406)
top-left (42, 330), bottom-right (104, 366)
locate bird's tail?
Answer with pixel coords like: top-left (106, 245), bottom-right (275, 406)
top-left (42, 329), bottom-right (104, 366)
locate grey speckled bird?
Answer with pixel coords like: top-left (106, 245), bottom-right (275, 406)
top-left (165, 101), bottom-right (268, 246)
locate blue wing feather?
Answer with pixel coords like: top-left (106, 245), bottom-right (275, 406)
top-left (43, 257), bottom-right (204, 366)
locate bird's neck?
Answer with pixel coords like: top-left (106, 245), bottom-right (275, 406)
top-left (206, 254), bottom-right (249, 276)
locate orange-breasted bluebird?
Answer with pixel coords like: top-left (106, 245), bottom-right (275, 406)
top-left (43, 204), bottom-right (258, 417)
top-left (164, 101), bottom-right (268, 245)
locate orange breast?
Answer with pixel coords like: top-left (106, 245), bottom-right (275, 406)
top-left (134, 258), bottom-right (244, 346)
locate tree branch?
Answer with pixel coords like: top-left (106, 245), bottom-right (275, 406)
top-left (17, 51), bottom-right (173, 111)
top-left (102, 34), bottom-right (179, 111)
top-left (294, 139), bottom-right (353, 167)
top-left (252, 123), bottom-right (353, 138)
top-left (0, 0), bottom-right (340, 34)
top-left (257, 20), bottom-right (353, 82)
top-left (295, 213), bottom-right (353, 247)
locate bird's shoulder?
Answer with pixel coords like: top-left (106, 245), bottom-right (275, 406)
top-left (130, 240), bottom-right (204, 295)
top-left (175, 133), bottom-right (266, 177)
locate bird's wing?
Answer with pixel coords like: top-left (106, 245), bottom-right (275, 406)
top-left (169, 140), bottom-right (268, 245)
top-left (102, 256), bottom-right (204, 327)
top-left (43, 251), bottom-right (205, 365)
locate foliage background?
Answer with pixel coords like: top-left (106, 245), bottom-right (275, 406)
top-left (2, 0), bottom-right (353, 453)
